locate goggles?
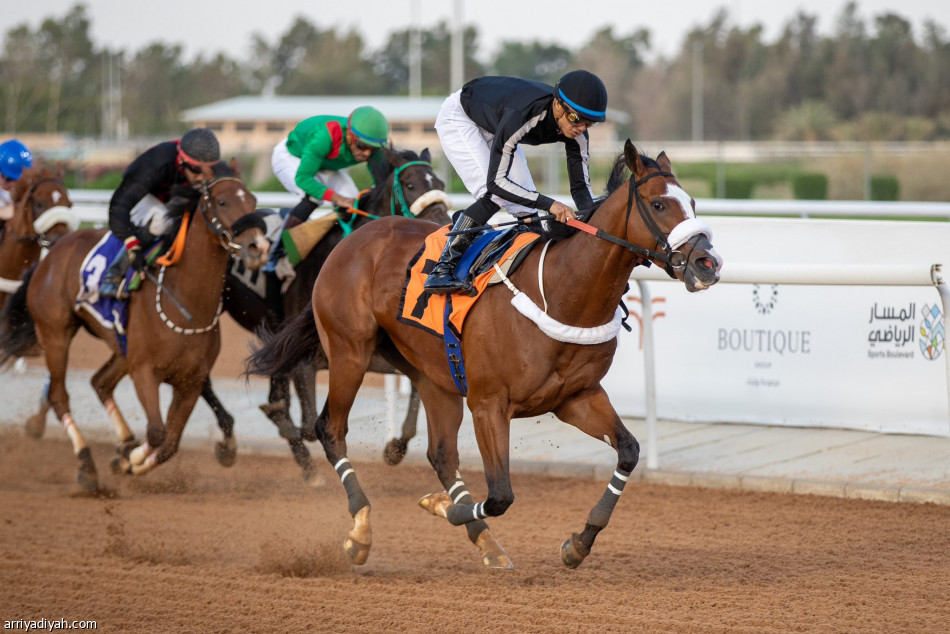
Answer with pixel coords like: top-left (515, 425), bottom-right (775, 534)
top-left (177, 144), bottom-right (217, 175)
top-left (560, 100), bottom-right (596, 128)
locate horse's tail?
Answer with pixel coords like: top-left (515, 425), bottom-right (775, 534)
top-left (245, 303), bottom-right (319, 378)
top-left (0, 266), bottom-right (39, 367)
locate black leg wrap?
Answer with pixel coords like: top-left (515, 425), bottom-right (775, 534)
top-left (334, 457), bottom-right (370, 516)
top-left (588, 467), bottom-right (631, 528)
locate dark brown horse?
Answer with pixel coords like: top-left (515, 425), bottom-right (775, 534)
top-left (0, 163), bottom-right (267, 492)
top-left (0, 167), bottom-right (76, 310)
top-left (248, 141), bottom-right (722, 569)
top-left (203, 147), bottom-right (451, 480)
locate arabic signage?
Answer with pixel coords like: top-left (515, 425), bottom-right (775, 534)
top-left (602, 282), bottom-right (948, 436)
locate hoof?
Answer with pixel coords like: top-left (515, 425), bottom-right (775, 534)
top-left (418, 491), bottom-right (452, 519)
top-left (117, 438), bottom-right (138, 458)
top-left (476, 530), bottom-right (514, 570)
top-left (77, 449), bottom-right (99, 493)
top-left (383, 438), bottom-right (408, 465)
top-left (343, 536), bottom-right (371, 565)
top-left (560, 533), bottom-right (590, 569)
top-left (25, 413), bottom-right (47, 439)
top-left (214, 440), bottom-right (237, 467)
top-left (110, 455), bottom-right (131, 475)
top-left (302, 465), bottom-right (326, 487)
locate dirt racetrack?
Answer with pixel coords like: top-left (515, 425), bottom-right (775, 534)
top-left (3, 317), bottom-right (950, 632)
top-left (1, 428), bottom-right (949, 633)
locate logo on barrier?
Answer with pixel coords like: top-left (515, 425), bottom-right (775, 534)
top-left (752, 284), bottom-right (778, 315)
top-left (919, 302), bottom-right (945, 361)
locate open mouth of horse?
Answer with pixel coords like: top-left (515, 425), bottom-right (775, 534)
top-left (229, 213), bottom-right (269, 270)
top-left (679, 233), bottom-right (722, 292)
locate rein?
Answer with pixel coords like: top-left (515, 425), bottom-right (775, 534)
top-left (568, 170), bottom-right (687, 278)
top-left (335, 159), bottom-right (440, 236)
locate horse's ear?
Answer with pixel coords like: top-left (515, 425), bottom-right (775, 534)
top-left (657, 151), bottom-right (672, 174)
top-left (420, 148), bottom-right (431, 162)
top-left (228, 157), bottom-right (241, 178)
top-left (623, 139), bottom-right (643, 174)
top-left (11, 172), bottom-right (31, 201)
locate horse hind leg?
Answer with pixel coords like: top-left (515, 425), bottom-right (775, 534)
top-left (39, 330), bottom-right (98, 492)
top-left (313, 313), bottom-right (378, 565)
top-left (383, 383), bottom-right (421, 466)
top-left (24, 373), bottom-right (52, 439)
top-left (289, 364), bottom-right (321, 484)
top-left (89, 353), bottom-right (138, 463)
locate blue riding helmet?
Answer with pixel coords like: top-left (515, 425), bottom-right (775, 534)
top-left (554, 70), bottom-right (608, 123)
top-left (0, 139), bottom-right (33, 181)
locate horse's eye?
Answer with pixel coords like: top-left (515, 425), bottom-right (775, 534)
top-left (405, 183), bottom-right (415, 190)
top-left (651, 201), bottom-right (663, 211)
top-left (218, 198), bottom-right (226, 206)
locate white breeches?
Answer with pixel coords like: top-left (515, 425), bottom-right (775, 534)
top-left (271, 137), bottom-right (358, 203)
top-left (435, 90), bottom-right (537, 217)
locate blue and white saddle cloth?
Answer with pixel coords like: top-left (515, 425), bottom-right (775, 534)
top-left (76, 233), bottom-right (131, 355)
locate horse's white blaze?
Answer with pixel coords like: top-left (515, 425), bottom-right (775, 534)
top-left (52, 191), bottom-right (63, 204)
top-left (665, 184), bottom-right (694, 219)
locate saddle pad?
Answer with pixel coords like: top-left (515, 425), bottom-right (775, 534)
top-left (76, 232), bottom-right (130, 354)
top-left (398, 226), bottom-right (540, 337)
top-left (283, 213), bottom-right (339, 267)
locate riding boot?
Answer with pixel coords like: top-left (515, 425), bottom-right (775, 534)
top-left (424, 214), bottom-right (479, 295)
top-left (98, 248), bottom-right (130, 299)
top-left (262, 196), bottom-right (318, 275)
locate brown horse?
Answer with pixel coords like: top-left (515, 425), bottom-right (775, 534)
top-left (0, 167), bottom-right (76, 310)
top-left (0, 163), bottom-right (267, 492)
top-left (248, 141), bottom-right (722, 569)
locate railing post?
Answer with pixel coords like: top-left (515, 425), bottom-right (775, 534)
top-left (931, 265), bottom-right (950, 436)
top-left (637, 279), bottom-right (659, 469)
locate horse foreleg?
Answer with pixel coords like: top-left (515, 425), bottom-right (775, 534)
top-left (553, 388), bottom-right (639, 569)
top-left (91, 353), bottom-right (137, 456)
top-left (200, 377), bottom-right (237, 467)
top-left (383, 383), bottom-right (421, 465)
top-left (413, 381), bottom-right (513, 569)
top-left (24, 373), bottom-right (51, 439)
top-left (130, 384), bottom-right (201, 475)
top-left (116, 369), bottom-right (165, 474)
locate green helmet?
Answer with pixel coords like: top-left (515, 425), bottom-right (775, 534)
top-left (348, 106), bottom-right (389, 148)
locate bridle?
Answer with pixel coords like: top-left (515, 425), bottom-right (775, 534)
top-left (568, 170), bottom-right (710, 278)
top-left (11, 177), bottom-right (76, 249)
top-left (196, 176), bottom-right (250, 254)
top-left (153, 175), bottom-right (258, 335)
top-left (336, 160), bottom-right (450, 236)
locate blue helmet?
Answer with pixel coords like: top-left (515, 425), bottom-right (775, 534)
top-left (0, 139), bottom-right (33, 181)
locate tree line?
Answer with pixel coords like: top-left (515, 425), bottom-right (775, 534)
top-left (1, 2), bottom-right (948, 142)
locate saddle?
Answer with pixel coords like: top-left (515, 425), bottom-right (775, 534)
top-left (399, 225), bottom-right (541, 393)
top-left (399, 225), bottom-right (541, 337)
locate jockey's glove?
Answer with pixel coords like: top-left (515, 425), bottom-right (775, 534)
top-left (124, 236), bottom-right (145, 273)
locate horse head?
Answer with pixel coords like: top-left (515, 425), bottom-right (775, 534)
top-left (11, 167), bottom-right (77, 248)
top-left (619, 140), bottom-right (721, 292)
top-left (198, 162), bottom-right (268, 270)
top-left (371, 147), bottom-right (451, 225)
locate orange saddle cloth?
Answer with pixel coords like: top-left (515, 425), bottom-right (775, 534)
top-left (398, 226), bottom-right (541, 337)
